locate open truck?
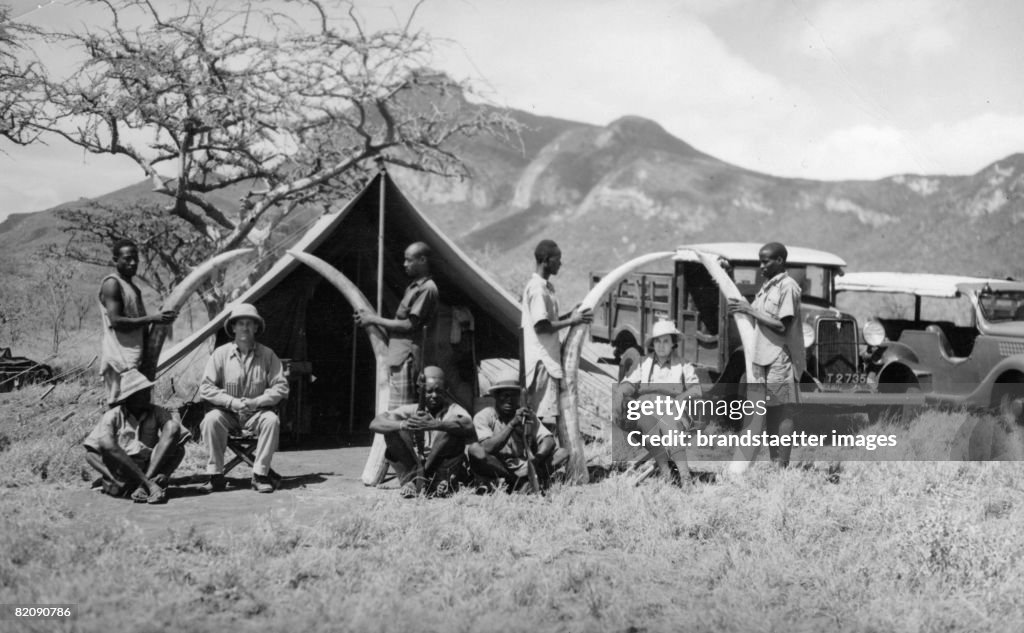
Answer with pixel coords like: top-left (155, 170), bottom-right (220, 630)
top-left (589, 243), bottom-right (926, 422)
top-left (835, 272), bottom-right (1024, 424)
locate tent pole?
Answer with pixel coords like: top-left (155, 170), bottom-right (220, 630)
top-left (348, 257), bottom-right (360, 436)
top-left (376, 160), bottom-right (386, 312)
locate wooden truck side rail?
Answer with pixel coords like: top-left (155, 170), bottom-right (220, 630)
top-left (591, 271), bottom-right (674, 352)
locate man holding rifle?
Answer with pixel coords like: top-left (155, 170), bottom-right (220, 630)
top-left (467, 372), bottom-right (568, 492)
top-left (369, 366), bottom-right (474, 498)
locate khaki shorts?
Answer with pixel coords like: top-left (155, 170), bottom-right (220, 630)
top-left (530, 363), bottom-right (561, 421)
top-left (747, 350), bottom-right (798, 407)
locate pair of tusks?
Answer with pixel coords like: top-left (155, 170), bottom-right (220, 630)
top-left (286, 251), bottom-right (392, 485)
top-left (558, 251), bottom-right (675, 483)
top-left (142, 249), bottom-right (254, 380)
top-left (564, 250), bottom-right (757, 480)
top-left (143, 247), bottom-right (758, 482)
top-left (691, 251), bottom-right (757, 474)
top-left (286, 248), bottom-right (750, 485)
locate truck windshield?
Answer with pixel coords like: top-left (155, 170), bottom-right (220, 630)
top-left (977, 290), bottom-right (1024, 322)
top-left (732, 264), bottom-right (834, 304)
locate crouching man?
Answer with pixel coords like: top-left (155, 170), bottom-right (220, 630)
top-left (467, 373), bottom-right (568, 492)
top-left (199, 303), bottom-right (288, 494)
top-left (84, 369), bottom-right (187, 504)
top-left (369, 366), bottom-right (474, 498)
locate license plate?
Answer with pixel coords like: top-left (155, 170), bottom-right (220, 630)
top-left (825, 373), bottom-right (868, 384)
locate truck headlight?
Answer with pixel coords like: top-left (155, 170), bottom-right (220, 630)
top-left (863, 319), bottom-right (885, 346)
top-left (802, 322), bottom-right (815, 348)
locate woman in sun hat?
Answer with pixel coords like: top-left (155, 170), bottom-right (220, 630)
top-left (613, 319), bottom-right (702, 484)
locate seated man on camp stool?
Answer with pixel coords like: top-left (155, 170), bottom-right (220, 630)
top-left (83, 369), bottom-right (188, 504)
top-left (369, 366), bottom-right (474, 498)
top-left (467, 372), bottom-right (569, 492)
top-left (199, 303), bottom-right (289, 494)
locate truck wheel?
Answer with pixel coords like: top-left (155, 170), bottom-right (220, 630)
top-left (993, 382), bottom-right (1024, 426)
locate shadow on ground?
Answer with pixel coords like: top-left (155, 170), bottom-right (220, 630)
top-left (66, 447), bottom-right (395, 534)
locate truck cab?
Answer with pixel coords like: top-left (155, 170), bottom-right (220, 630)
top-left (591, 243), bottom-right (917, 416)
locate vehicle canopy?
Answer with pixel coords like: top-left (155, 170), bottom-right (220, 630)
top-left (673, 242), bottom-right (847, 268)
top-left (835, 272), bottom-right (1016, 298)
top-left (836, 272), bottom-right (1024, 340)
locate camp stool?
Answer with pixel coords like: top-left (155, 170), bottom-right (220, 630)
top-left (224, 429), bottom-right (283, 487)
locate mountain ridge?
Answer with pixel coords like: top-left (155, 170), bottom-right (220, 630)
top-left (3, 108), bottom-right (1022, 300)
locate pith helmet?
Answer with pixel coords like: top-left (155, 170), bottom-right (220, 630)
top-left (645, 319), bottom-right (682, 349)
top-left (224, 303), bottom-right (265, 336)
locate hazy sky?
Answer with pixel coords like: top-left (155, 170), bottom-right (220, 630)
top-left (3, 0), bottom-right (1024, 220)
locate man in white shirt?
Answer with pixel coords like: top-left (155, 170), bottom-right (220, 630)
top-left (727, 242), bottom-right (805, 467)
top-left (520, 239), bottom-right (592, 432)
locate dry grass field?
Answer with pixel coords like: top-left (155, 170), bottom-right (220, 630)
top-left (3, 378), bottom-right (1024, 633)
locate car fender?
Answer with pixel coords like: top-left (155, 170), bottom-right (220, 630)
top-left (974, 356), bottom-right (1024, 404)
top-left (875, 343), bottom-right (931, 388)
top-left (877, 341), bottom-right (922, 367)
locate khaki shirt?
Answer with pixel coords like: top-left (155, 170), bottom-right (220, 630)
top-left (84, 404), bottom-right (175, 460)
top-left (386, 276), bottom-right (439, 368)
top-left (751, 272), bottom-right (805, 377)
top-left (200, 342), bottom-right (289, 410)
top-left (473, 405), bottom-right (552, 467)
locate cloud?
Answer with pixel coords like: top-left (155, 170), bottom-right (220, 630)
top-left (728, 112), bottom-right (1024, 181)
top-left (420, 0), bottom-right (822, 146)
top-left (0, 145), bottom-right (140, 220)
top-left (795, 0), bottom-right (958, 64)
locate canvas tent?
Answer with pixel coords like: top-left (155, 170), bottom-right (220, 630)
top-left (158, 171), bottom-right (525, 441)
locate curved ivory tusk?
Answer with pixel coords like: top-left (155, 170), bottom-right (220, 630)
top-left (287, 250), bottom-right (392, 485)
top-left (560, 251), bottom-right (675, 484)
top-left (692, 250), bottom-right (758, 474)
top-left (142, 248), bottom-right (253, 380)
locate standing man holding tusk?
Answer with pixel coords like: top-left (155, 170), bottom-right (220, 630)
top-left (354, 241), bottom-right (439, 408)
top-left (727, 241), bottom-right (805, 468)
top-left (521, 239), bottom-right (593, 433)
top-left (98, 238), bottom-right (177, 407)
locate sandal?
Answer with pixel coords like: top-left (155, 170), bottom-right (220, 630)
top-left (399, 481), bottom-right (419, 499)
top-left (146, 487), bottom-right (168, 504)
top-left (131, 487), bottom-right (150, 503)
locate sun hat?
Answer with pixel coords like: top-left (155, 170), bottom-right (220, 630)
top-left (115, 368), bottom-right (155, 404)
top-left (645, 319), bottom-right (682, 349)
top-left (484, 370), bottom-right (522, 397)
top-left (224, 303), bottom-right (265, 336)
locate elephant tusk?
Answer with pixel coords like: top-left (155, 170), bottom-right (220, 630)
top-left (691, 250), bottom-right (758, 474)
top-left (143, 248), bottom-right (253, 380)
top-left (287, 250), bottom-right (391, 486)
top-left (559, 251), bottom-right (675, 484)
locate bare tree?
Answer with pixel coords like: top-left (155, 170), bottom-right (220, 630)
top-left (39, 256), bottom-right (75, 355)
top-left (0, 283), bottom-right (34, 348)
top-left (71, 292), bottom-right (94, 332)
top-left (6, 0), bottom-right (519, 313)
top-left (0, 5), bottom-right (44, 145)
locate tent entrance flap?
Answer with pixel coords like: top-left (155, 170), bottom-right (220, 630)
top-left (305, 272), bottom-right (378, 438)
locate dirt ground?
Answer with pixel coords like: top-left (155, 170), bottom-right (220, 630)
top-left (64, 446), bottom-right (391, 534)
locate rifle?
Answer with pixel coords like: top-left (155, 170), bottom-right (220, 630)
top-left (519, 328), bottom-right (542, 494)
top-left (412, 364), bottom-right (428, 469)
